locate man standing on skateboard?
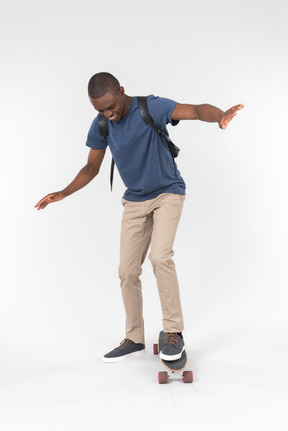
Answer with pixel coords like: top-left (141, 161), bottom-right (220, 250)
top-left (35, 72), bottom-right (243, 363)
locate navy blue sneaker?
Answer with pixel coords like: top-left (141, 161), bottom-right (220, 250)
top-left (102, 339), bottom-right (145, 363)
top-left (159, 332), bottom-right (185, 361)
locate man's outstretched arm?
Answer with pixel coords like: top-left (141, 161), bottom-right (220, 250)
top-left (34, 148), bottom-right (106, 210)
top-left (172, 103), bottom-right (244, 129)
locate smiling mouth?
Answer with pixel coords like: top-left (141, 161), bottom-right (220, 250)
top-left (110, 114), bottom-right (118, 120)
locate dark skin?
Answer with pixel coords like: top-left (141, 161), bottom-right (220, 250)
top-left (34, 86), bottom-right (244, 210)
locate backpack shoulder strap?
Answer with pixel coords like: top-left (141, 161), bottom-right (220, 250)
top-left (137, 96), bottom-right (180, 161)
top-left (98, 115), bottom-right (114, 191)
top-left (98, 114), bottom-right (109, 139)
top-left (137, 96), bottom-right (158, 131)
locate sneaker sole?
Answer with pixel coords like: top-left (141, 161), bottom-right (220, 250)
top-left (159, 346), bottom-right (185, 361)
top-left (102, 349), bottom-right (146, 363)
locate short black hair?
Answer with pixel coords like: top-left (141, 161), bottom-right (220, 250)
top-left (88, 72), bottom-right (120, 99)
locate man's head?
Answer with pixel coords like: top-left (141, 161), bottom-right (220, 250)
top-left (88, 72), bottom-right (127, 122)
top-left (88, 72), bottom-right (120, 99)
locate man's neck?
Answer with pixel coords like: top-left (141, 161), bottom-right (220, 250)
top-left (122, 95), bottom-right (133, 118)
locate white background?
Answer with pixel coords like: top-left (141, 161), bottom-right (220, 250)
top-left (0, 0), bottom-right (287, 429)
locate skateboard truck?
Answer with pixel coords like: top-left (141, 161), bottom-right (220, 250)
top-left (157, 369), bottom-right (193, 384)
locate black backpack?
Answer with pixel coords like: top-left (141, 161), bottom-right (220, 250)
top-left (98, 96), bottom-right (180, 190)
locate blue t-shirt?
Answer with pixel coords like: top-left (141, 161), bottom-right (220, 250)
top-left (85, 95), bottom-right (186, 202)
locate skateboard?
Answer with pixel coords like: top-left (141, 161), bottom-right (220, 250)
top-left (153, 331), bottom-right (193, 384)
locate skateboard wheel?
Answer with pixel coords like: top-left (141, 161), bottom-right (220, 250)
top-left (183, 370), bottom-right (193, 383)
top-left (153, 344), bottom-right (159, 355)
top-left (158, 371), bottom-right (168, 384)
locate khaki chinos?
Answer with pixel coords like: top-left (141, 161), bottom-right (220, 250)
top-left (119, 192), bottom-right (185, 344)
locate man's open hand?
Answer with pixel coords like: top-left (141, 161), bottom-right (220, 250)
top-left (34, 191), bottom-right (65, 210)
top-left (219, 104), bottom-right (244, 130)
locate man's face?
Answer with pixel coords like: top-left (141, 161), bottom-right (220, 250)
top-left (89, 88), bottom-right (126, 122)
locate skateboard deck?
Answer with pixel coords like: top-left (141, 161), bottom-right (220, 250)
top-left (153, 331), bottom-right (193, 384)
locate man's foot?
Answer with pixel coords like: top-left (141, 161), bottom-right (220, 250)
top-left (159, 332), bottom-right (185, 361)
top-left (102, 339), bottom-right (145, 363)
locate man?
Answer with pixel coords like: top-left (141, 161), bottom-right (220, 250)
top-left (35, 72), bottom-right (243, 363)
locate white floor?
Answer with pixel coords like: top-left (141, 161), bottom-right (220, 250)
top-left (1, 323), bottom-right (287, 431)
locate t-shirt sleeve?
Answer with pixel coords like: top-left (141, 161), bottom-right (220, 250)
top-left (146, 95), bottom-right (179, 128)
top-left (85, 116), bottom-right (108, 150)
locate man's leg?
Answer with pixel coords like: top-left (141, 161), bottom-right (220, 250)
top-left (148, 193), bottom-right (185, 333)
top-left (118, 199), bottom-right (153, 344)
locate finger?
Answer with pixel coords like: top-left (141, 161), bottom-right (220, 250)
top-left (34, 200), bottom-right (43, 207)
top-left (223, 114), bottom-right (237, 126)
top-left (39, 202), bottom-right (48, 210)
top-left (228, 104), bottom-right (244, 113)
top-left (36, 202), bottom-right (43, 210)
top-left (35, 195), bottom-right (51, 207)
top-left (227, 113), bottom-right (237, 120)
top-left (35, 198), bottom-right (49, 209)
top-left (220, 114), bottom-right (237, 129)
top-left (38, 194), bottom-right (56, 206)
top-left (232, 103), bottom-right (244, 110)
top-left (221, 113), bottom-right (236, 126)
